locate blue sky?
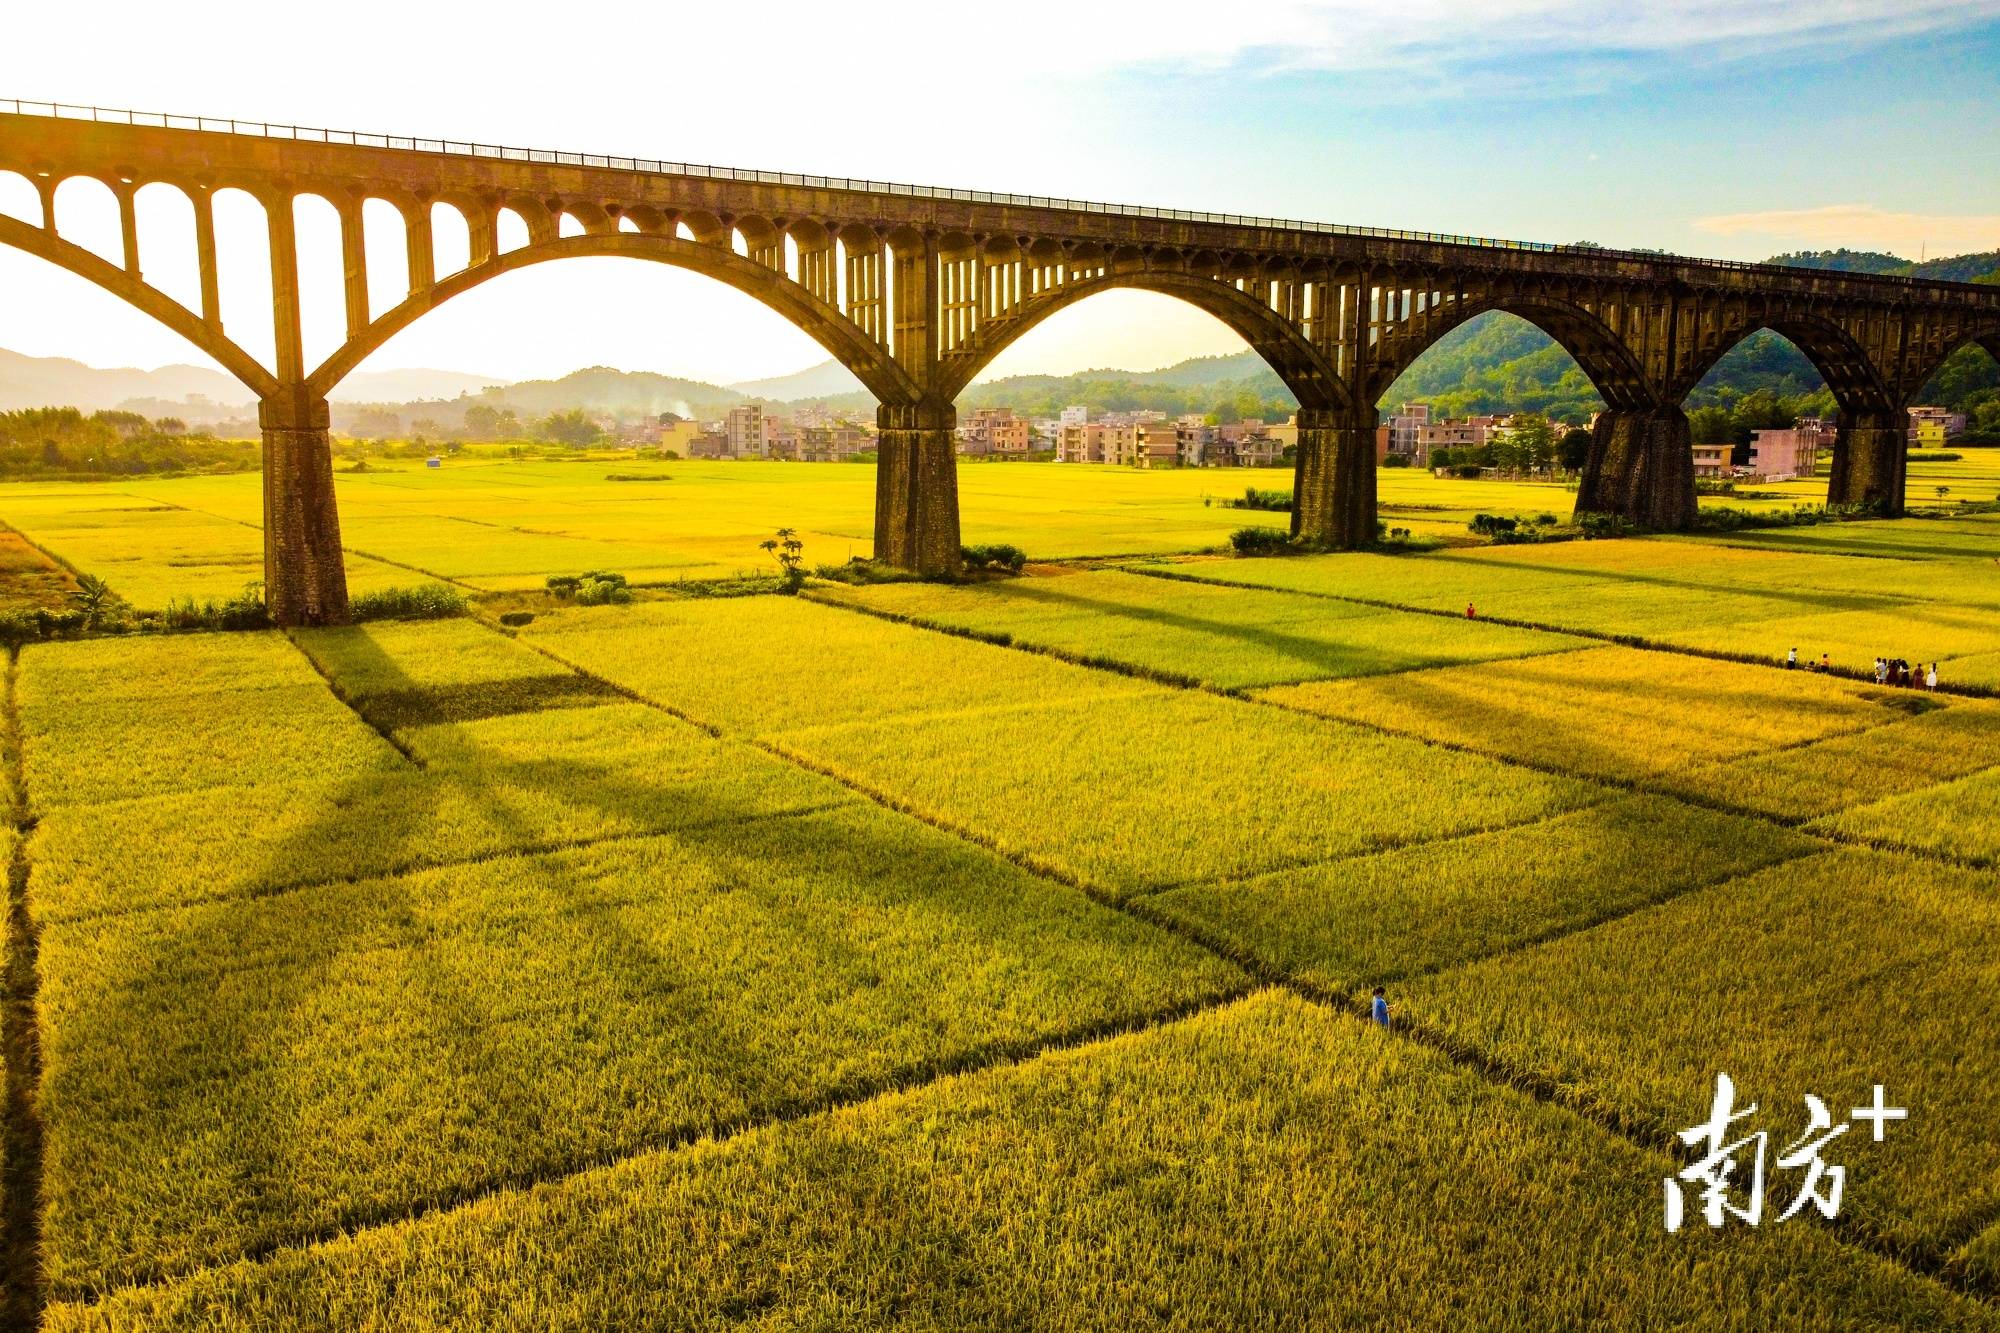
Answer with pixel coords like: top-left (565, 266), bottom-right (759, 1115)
top-left (2, 1), bottom-right (1997, 385)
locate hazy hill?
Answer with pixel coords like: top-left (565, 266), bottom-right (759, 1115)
top-left (0, 349), bottom-right (249, 413)
top-left (449, 366), bottom-right (742, 419)
top-left (729, 361), bottom-right (867, 401)
top-left (333, 368), bottom-right (509, 403)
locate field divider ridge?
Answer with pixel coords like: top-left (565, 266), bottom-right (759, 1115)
top-left (282, 628), bottom-right (427, 767)
top-left (1119, 561), bottom-right (2000, 699)
top-left (0, 651), bottom-right (45, 1332)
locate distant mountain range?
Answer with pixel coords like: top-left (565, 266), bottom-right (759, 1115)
top-left (6, 247), bottom-right (1996, 430)
top-left (0, 348), bottom-right (506, 415)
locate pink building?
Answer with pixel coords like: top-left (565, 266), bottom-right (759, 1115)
top-left (1747, 418), bottom-right (1831, 480)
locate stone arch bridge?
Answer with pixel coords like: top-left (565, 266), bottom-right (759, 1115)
top-left (4, 102), bottom-right (1997, 625)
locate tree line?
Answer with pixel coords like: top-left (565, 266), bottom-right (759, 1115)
top-left (0, 408), bottom-right (255, 478)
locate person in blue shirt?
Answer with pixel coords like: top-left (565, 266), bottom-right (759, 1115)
top-left (1371, 986), bottom-right (1390, 1029)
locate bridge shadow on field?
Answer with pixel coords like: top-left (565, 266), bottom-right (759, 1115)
top-left (945, 576), bottom-right (1426, 680)
top-left (45, 622), bottom-right (1223, 1301)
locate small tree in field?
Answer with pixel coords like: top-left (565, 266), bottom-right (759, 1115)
top-left (69, 573), bottom-right (111, 628)
top-left (761, 527), bottom-right (806, 591)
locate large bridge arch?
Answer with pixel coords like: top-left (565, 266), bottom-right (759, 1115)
top-left (308, 231), bottom-right (918, 405)
top-left (1679, 313), bottom-right (1893, 413)
top-left (936, 269), bottom-right (1350, 412)
top-left (1369, 294), bottom-right (1653, 411)
top-left (1683, 314), bottom-right (1904, 513)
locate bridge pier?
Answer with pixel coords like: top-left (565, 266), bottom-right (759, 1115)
top-left (1827, 408), bottom-right (1906, 514)
top-left (1574, 405), bottom-right (1697, 529)
top-left (1291, 405), bottom-right (1379, 548)
top-left (260, 391), bottom-right (350, 626)
top-left (874, 401), bottom-right (962, 575)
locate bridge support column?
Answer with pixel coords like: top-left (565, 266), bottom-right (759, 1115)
top-left (875, 401), bottom-right (961, 575)
top-left (1574, 405), bottom-right (1697, 529)
top-left (1827, 409), bottom-right (1906, 514)
top-left (260, 391), bottom-right (350, 626)
top-left (1291, 405), bottom-right (1379, 548)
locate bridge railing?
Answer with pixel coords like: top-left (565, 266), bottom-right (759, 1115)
top-left (3, 98), bottom-right (1993, 295)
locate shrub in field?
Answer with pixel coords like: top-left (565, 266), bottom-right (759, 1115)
top-left (44, 994), bottom-right (1992, 1331)
top-left (348, 583), bottom-right (468, 621)
top-left (1226, 486), bottom-right (1293, 511)
top-left (959, 543), bottom-right (1027, 574)
top-left (158, 584), bottom-right (271, 632)
top-left (1229, 525), bottom-right (1294, 555)
top-left (67, 573), bottom-right (112, 628)
top-left (813, 558), bottom-right (917, 586)
top-left (547, 571), bottom-right (631, 605)
top-left (0, 607), bottom-right (89, 646)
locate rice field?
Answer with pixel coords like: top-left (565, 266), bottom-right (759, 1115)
top-left (1399, 849), bottom-right (2000, 1267)
top-left (811, 567), bottom-right (1587, 688)
top-left (4, 463), bottom-right (2000, 1328)
top-left (1, 453), bottom-right (1991, 607)
top-left (43, 994), bottom-right (1994, 1332)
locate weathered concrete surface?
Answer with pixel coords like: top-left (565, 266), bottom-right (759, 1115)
top-left (874, 402), bottom-right (962, 575)
top-left (1827, 409), bottom-right (1908, 515)
top-left (259, 393), bottom-right (350, 626)
top-left (1574, 406), bottom-right (1698, 530)
top-left (1292, 406), bottom-right (1380, 548)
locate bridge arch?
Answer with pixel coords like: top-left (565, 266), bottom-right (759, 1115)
top-left (935, 269), bottom-right (1350, 412)
top-left (1680, 313), bottom-right (1894, 413)
top-left (1371, 294), bottom-right (1653, 411)
top-left (1901, 325), bottom-right (2000, 409)
top-left (305, 231), bottom-right (919, 404)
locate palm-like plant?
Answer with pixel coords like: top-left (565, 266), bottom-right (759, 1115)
top-left (69, 573), bottom-right (111, 628)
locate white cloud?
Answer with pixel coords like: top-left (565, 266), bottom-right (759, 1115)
top-left (1694, 205), bottom-right (2000, 257)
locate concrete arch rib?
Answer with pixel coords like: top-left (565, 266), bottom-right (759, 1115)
top-left (938, 271), bottom-right (1349, 411)
top-left (0, 213), bottom-right (279, 398)
top-left (1683, 314), bottom-right (1891, 413)
top-left (308, 233), bottom-right (918, 405)
top-left (1373, 295), bottom-right (1652, 411)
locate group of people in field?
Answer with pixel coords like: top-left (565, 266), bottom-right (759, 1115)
top-left (1873, 656), bottom-right (1939, 690)
top-left (1784, 646), bottom-right (1939, 690)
